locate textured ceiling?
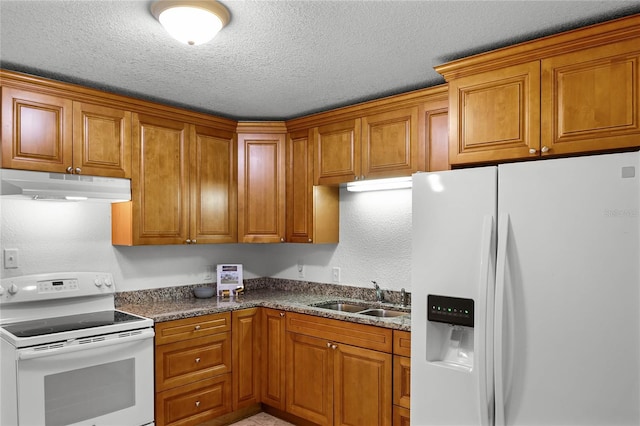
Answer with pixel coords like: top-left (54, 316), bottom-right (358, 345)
top-left (1, 1), bottom-right (640, 121)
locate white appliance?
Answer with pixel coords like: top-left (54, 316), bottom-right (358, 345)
top-left (0, 272), bottom-right (155, 426)
top-left (411, 152), bottom-right (640, 425)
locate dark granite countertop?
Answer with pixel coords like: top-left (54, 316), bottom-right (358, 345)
top-left (118, 288), bottom-right (411, 332)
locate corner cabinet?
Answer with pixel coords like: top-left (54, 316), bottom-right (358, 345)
top-left (286, 129), bottom-right (339, 244)
top-left (1, 83), bottom-right (131, 177)
top-left (237, 123), bottom-right (286, 243)
top-left (438, 14), bottom-right (640, 165)
top-left (112, 113), bottom-right (237, 245)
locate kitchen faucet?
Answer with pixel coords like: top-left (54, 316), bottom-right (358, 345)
top-left (372, 281), bottom-right (384, 302)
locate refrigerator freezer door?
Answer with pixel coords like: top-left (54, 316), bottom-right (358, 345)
top-left (411, 167), bottom-right (497, 426)
top-left (496, 152), bottom-right (640, 425)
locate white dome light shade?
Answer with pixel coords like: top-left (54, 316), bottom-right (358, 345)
top-left (151, 1), bottom-right (230, 46)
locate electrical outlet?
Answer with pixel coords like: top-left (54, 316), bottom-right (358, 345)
top-left (4, 249), bottom-right (18, 269)
top-left (297, 262), bottom-right (305, 279)
top-left (204, 265), bottom-right (214, 281)
top-left (332, 267), bottom-right (340, 283)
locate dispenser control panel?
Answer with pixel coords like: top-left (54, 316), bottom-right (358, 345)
top-left (428, 295), bottom-right (474, 327)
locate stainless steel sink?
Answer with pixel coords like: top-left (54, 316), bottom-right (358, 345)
top-left (358, 308), bottom-right (409, 318)
top-left (313, 302), bottom-right (368, 313)
top-left (312, 301), bottom-right (409, 318)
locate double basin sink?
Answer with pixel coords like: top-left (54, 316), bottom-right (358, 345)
top-left (311, 301), bottom-right (410, 318)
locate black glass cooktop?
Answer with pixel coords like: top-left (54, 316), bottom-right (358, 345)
top-left (2, 310), bottom-right (146, 338)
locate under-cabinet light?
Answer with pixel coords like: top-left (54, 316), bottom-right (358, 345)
top-left (346, 177), bottom-right (412, 192)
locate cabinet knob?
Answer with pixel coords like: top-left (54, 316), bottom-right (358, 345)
top-left (194, 325), bottom-right (201, 330)
top-left (75, 167), bottom-right (81, 174)
top-left (186, 239), bottom-right (191, 244)
top-left (308, 238), bottom-right (312, 243)
top-left (541, 146), bottom-right (550, 153)
top-left (327, 342), bottom-right (332, 348)
top-left (66, 166), bottom-right (73, 173)
top-left (331, 344), bottom-right (338, 350)
top-left (195, 357), bottom-right (201, 363)
top-left (192, 239), bottom-right (197, 244)
top-left (280, 237), bottom-right (284, 243)
top-left (195, 401), bottom-right (201, 408)
top-left (529, 148), bottom-right (537, 154)
top-left (279, 312), bottom-right (285, 317)
top-left (354, 176), bottom-right (359, 181)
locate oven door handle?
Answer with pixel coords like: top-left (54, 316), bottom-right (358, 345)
top-left (18, 328), bottom-right (155, 360)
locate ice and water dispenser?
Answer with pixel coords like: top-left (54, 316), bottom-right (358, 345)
top-left (427, 295), bottom-right (475, 371)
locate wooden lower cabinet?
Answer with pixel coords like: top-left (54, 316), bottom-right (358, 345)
top-left (285, 312), bottom-right (393, 426)
top-left (261, 309), bottom-right (287, 410)
top-left (154, 313), bottom-right (232, 426)
top-left (393, 330), bottom-right (411, 425)
top-left (232, 308), bottom-right (261, 411)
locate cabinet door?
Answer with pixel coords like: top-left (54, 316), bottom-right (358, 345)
top-left (237, 133), bottom-right (286, 243)
top-left (362, 107), bottom-right (419, 179)
top-left (261, 309), bottom-right (286, 410)
top-left (131, 113), bottom-right (190, 244)
top-left (286, 129), bottom-right (314, 243)
top-left (232, 308), bottom-right (261, 411)
top-left (313, 119), bottom-right (361, 185)
top-left (420, 97), bottom-right (449, 172)
top-left (72, 102), bottom-right (131, 178)
top-left (190, 125), bottom-right (237, 244)
top-left (334, 343), bottom-right (392, 426)
top-left (541, 37), bottom-right (640, 155)
top-left (393, 406), bottom-right (410, 426)
top-left (448, 61), bottom-right (541, 165)
top-left (1, 87), bottom-right (72, 172)
top-left (393, 356), bottom-right (411, 409)
top-left (286, 332), bottom-right (333, 426)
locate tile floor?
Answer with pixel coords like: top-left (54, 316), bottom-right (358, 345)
top-left (228, 412), bottom-right (295, 426)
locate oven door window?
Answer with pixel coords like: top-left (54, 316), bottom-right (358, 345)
top-left (44, 358), bottom-right (135, 426)
top-left (16, 331), bottom-right (154, 426)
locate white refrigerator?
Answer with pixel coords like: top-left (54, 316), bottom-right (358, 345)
top-left (411, 152), bottom-right (640, 426)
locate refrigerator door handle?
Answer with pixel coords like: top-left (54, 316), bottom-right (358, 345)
top-left (494, 213), bottom-right (511, 426)
top-left (478, 215), bottom-right (496, 426)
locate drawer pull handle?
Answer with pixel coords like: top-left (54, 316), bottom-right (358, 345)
top-left (194, 325), bottom-right (201, 330)
top-left (195, 401), bottom-right (200, 408)
top-left (195, 357), bottom-right (201, 363)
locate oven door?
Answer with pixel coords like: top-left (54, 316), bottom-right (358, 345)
top-left (16, 328), bottom-right (154, 426)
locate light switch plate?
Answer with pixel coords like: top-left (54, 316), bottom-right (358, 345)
top-left (4, 249), bottom-right (18, 269)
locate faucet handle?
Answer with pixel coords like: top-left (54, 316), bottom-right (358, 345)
top-left (372, 280), bottom-right (378, 289)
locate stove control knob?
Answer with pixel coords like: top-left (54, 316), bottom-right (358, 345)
top-left (0, 286), bottom-right (5, 296)
top-left (8, 283), bottom-right (18, 295)
top-left (104, 278), bottom-right (113, 287)
top-left (94, 278), bottom-right (104, 287)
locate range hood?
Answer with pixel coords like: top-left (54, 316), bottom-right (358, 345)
top-left (1, 169), bottom-right (131, 202)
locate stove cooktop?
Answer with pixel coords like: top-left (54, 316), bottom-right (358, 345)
top-left (1, 310), bottom-right (148, 338)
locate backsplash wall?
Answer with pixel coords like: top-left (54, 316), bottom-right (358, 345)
top-left (0, 187), bottom-right (412, 292)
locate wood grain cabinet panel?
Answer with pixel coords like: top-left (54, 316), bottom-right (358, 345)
top-left (313, 119), bottom-right (361, 185)
top-left (393, 406), bottom-right (411, 426)
top-left (237, 132), bottom-right (286, 243)
top-left (261, 309), bottom-right (287, 411)
top-left (232, 308), bottom-right (261, 411)
top-left (361, 107), bottom-right (419, 179)
top-left (541, 37), bottom-right (640, 155)
top-left (420, 97), bottom-right (449, 172)
top-left (448, 61), bottom-right (541, 165)
top-left (286, 129), bottom-right (339, 244)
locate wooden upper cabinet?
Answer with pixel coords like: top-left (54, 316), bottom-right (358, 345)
top-left (189, 125), bottom-right (237, 244)
top-left (1, 87), bottom-right (73, 172)
top-left (130, 113), bottom-right (190, 245)
top-left (361, 107), bottom-right (419, 179)
top-left (313, 119), bottom-right (361, 185)
top-left (237, 127), bottom-right (286, 243)
top-left (420, 95), bottom-right (449, 172)
top-left (1, 86), bottom-right (131, 177)
top-left (447, 61), bottom-right (541, 165)
top-left (286, 129), bottom-right (339, 244)
top-left (541, 36), bottom-right (640, 155)
top-left (113, 115), bottom-right (236, 245)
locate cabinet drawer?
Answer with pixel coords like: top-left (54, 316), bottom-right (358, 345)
top-left (156, 333), bottom-right (231, 392)
top-left (286, 312), bottom-right (393, 353)
top-left (393, 330), bottom-right (411, 357)
top-left (155, 374), bottom-right (232, 426)
top-left (155, 313), bottom-right (231, 345)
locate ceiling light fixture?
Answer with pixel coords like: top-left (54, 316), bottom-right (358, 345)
top-left (151, 0), bottom-right (230, 46)
top-left (346, 177), bottom-right (413, 192)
